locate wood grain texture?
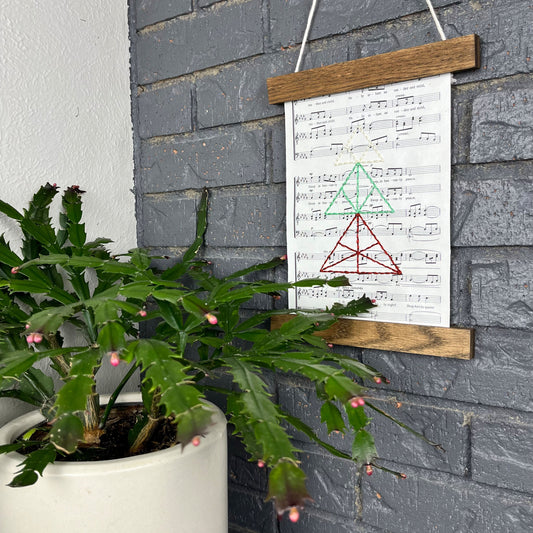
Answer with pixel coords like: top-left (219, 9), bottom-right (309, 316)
top-left (267, 34), bottom-right (480, 104)
top-left (271, 315), bottom-right (475, 359)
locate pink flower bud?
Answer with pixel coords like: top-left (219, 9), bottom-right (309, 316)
top-left (280, 255), bottom-right (287, 261)
top-left (371, 299), bottom-right (376, 304)
top-left (327, 343), bottom-right (333, 348)
top-left (11, 267), bottom-right (19, 274)
top-left (373, 376), bottom-right (382, 384)
top-left (192, 436), bottom-right (201, 447)
top-left (366, 464), bottom-right (373, 476)
top-left (351, 397), bottom-right (365, 407)
top-left (400, 473), bottom-right (407, 479)
top-left (110, 352), bottom-right (120, 367)
top-left (25, 324), bottom-right (30, 329)
top-left (32, 332), bottom-right (43, 343)
top-left (205, 313), bottom-right (218, 325)
top-left (138, 309), bottom-right (147, 317)
top-left (257, 460), bottom-right (265, 468)
top-left (288, 507), bottom-right (299, 523)
top-left (26, 334), bottom-right (34, 344)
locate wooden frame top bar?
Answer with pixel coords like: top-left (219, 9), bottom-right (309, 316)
top-left (267, 34), bottom-right (480, 104)
top-left (271, 315), bottom-right (475, 359)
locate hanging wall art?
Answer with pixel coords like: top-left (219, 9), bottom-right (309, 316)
top-left (268, 29), bottom-right (480, 358)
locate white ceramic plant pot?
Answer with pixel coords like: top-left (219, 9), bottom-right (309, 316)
top-left (0, 393), bottom-right (227, 533)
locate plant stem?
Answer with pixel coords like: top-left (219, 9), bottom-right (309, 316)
top-left (98, 362), bottom-right (139, 429)
top-left (129, 416), bottom-right (160, 455)
top-left (129, 390), bottom-right (162, 454)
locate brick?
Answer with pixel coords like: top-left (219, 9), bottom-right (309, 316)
top-left (346, 0), bottom-right (532, 85)
top-left (136, 0), bottom-right (264, 83)
top-left (138, 81), bottom-right (192, 138)
top-left (196, 54), bottom-right (293, 129)
top-left (470, 248), bottom-right (533, 328)
top-left (297, 450), bottom-right (359, 519)
top-left (270, 120), bottom-right (285, 184)
top-left (451, 173), bottom-right (533, 247)
top-left (363, 465), bottom-right (533, 533)
top-left (269, 0), bottom-right (456, 48)
top-left (135, 0), bottom-right (191, 29)
top-left (280, 512), bottom-right (379, 533)
top-left (228, 435), bottom-right (269, 493)
top-left (140, 193), bottom-right (197, 247)
top-left (472, 412), bottom-right (533, 494)
top-left (198, 0), bottom-right (222, 7)
top-left (362, 327), bottom-right (533, 413)
top-left (206, 185), bottom-right (286, 247)
top-left (228, 486), bottom-right (277, 532)
top-left (139, 125), bottom-right (266, 193)
top-left (368, 396), bottom-right (469, 476)
top-left (470, 89), bottom-right (533, 163)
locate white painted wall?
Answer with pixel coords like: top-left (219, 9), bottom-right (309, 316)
top-left (0, 1), bottom-right (136, 424)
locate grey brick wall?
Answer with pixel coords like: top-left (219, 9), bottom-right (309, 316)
top-left (130, 1), bottom-right (533, 531)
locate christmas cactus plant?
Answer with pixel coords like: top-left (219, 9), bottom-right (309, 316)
top-left (0, 184), bottom-right (436, 521)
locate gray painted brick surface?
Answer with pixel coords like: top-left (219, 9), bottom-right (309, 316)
top-left (368, 397), bottom-right (469, 476)
top-left (297, 450), bottom-right (359, 519)
top-left (196, 53), bottom-right (293, 129)
top-left (471, 89), bottom-right (533, 163)
top-left (228, 486), bottom-right (277, 532)
top-left (452, 175), bottom-right (533, 247)
top-left (269, 0), bottom-right (456, 48)
top-left (472, 413), bottom-right (533, 494)
top-left (363, 466), bottom-right (533, 533)
top-left (138, 82), bottom-right (192, 138)
top-left (137, 0), bottom-right (264, 84)
top-left (135, 0), bottom-right (191, 29)
top-left (206, 185), bottom-right (286, 247)
top-left (363, 326), bottom-right (533, 413)
top-left (140, 194), bottom-right (197, 247)
top-left (470, 247), bottom-right (533, 328)
top-left (280, 513), bottom-right (383, 533)
top-left (140, 126), bottom-right (265, 193)
top-left (346, 0), bottom-right (533, 85)
top-left (195, 37), bottom-right (351, 129)
top-left (198, 0), bottom-right (223, 7)
top-left (270, 120), bottom-right (285, 183)
top-left (228, 435), bottom-right (269, 493)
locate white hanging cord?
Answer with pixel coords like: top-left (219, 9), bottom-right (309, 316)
top-left (295, 0), bottom-right (319, 73)
top-left (295, 0), bottom-right (446, 74)
top-left (425, 0), bottom-right (447, 40)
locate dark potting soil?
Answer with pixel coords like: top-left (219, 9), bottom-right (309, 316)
top-left (17, 405), bottom-right (178, 462)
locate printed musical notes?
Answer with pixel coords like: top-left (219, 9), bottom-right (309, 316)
top-left (285, 74), bottom-right (452, 327)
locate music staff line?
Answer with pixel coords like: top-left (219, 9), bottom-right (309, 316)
top-left (294, 164), bottom-right (441, 184)
top-left (295, 249), bottom-right (441, 265)
top-left (294, 92), bottom-right (440, 124)
top-left (294, 133), bottom-right (440, 160)
top-left (295, 285), bottom-right (442, 305)
top-left (295, 113), bottom-right (441, 143)
top-left (294, 222), bottom-right (440, 239)
top-left (295, 183), bottom-right (441, 201)
top-left (295, 203), bottom-right (440, 223)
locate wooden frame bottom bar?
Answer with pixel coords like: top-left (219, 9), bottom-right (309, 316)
top-left (271, 315), bottom-right (474, 359)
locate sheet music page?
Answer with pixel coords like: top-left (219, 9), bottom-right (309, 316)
top-left (285, 73), bottom-right (451, 327)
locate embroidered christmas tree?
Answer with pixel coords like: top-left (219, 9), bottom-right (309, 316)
top-left (321, 162), bottom-right (402, 275)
